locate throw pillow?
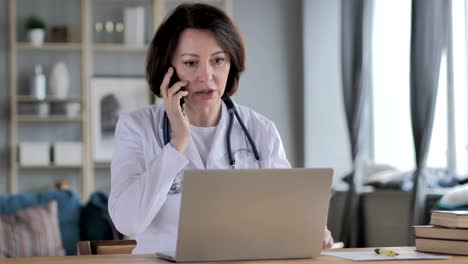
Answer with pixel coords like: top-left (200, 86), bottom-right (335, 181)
top-left (438, 183), bottom-right (468, 209)
top-left (0, 190), bottom-right (81, 255)
top-left (81, 191), bottom-right (118, 240)
top-left (0, 201), bottom-right (65, 257)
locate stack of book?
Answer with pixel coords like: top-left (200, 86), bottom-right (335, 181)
top-left (414, 210), bottom-right (468, 255)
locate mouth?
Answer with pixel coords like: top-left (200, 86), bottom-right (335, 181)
top-left (192, 88), bottom-right (217, 100)
top-left (194, 89), bottom-right (216, 95)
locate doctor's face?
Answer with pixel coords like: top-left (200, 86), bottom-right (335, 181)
top-left (171, 29), bottom-right (231, 108)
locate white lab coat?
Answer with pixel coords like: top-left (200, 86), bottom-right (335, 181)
top-left (109, 101), bottom-right (291, 254)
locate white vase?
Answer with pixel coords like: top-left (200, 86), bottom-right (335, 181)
top-left (28, 29), bottom-right (45, 46)
top-left (49, 62), bottom-right (70, 98)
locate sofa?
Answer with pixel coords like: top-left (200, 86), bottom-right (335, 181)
top-left (0, 189), bottom-right (117, 257)
top-left (327, 190), bottom-right (443, 247)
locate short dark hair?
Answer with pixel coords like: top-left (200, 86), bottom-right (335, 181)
top-left (146, 3), bottom-right (246, 98)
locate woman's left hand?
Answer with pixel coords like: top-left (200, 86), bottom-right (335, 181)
top-left (322, 226), bottom-right (334, 250)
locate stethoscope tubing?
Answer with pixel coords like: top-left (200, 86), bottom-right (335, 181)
top-left (163, 98), bottom-right (261, 194)
top-left (162, 98), bottom-right (261, 167)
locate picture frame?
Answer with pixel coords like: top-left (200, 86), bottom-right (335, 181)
top-left (91, 77), bottom-right (151, 162)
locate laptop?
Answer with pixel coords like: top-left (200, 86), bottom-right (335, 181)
top-left (157, 168), bottom-right (333, 262)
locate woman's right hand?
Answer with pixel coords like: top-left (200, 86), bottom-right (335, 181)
top-left (161, 67), bottom-right (190, 153)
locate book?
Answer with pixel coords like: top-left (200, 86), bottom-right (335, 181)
top-left (430, 210), bottom-right (468, 228)
top-left (415, 238), bottom-right (468, 255)
top-left (414, 225), bottom-right (468, 240)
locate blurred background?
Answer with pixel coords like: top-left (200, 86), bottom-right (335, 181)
top-left (1, 0), bottom-right (468, 254)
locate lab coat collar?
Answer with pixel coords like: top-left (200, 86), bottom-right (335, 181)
top-left (184, 102), bottom-right (229, 169)
top-left (184, 139), bottom-right (205, 169)
top-left (157, 101), bottom-right (235, 169)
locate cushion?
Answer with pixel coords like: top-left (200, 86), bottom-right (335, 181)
top-left (0, 201), bottom-right (65, 257)
top-left (438, 183), bottom-right (468, 210)
top-left (0, 190), bottom-right (81, 255)
top-left (81, 191), bottom-right (118, 240)
top-left (363, 169), bottom-right (410, 190)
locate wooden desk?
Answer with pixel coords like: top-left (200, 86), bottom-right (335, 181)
top-left (1, 247), bottom-right (466, 264)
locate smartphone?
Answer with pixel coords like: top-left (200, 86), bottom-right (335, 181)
top-left (169, 68), bottom-right (186, 107)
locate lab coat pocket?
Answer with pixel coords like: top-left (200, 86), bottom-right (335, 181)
top-left (231, 148), bottom-right (261, 169)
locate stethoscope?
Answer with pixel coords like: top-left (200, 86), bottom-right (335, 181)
top-left (163, 98), bottom-right (261, 194)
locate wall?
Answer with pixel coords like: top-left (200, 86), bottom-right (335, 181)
top-left (303, 0), bottom-right (352, 185)
top-left (232, 0), bottom-right (304, 167)
top-left (0, 0), bottom-right (306, 193)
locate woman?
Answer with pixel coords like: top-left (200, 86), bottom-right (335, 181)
top-left (109, 3), bottom-right (333, 254)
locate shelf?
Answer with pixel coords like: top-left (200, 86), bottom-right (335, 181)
top-left (94, 162), bottom-right (111, 169)
top-left (16, 96), bottom-right (82, 103)
top-left (18, 165), bottom-right (82, 169)
top-left (17, 115), bottom-right (82, 122)
top-left (7, 0), bottom-right (231, 201)
top-left (16, 42), bottom-right (82, 51)
top-left (93, 43), bottom-right (148, 52)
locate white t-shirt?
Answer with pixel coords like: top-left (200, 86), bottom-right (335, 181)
top-left (190, 124), bottom-right (217, 167)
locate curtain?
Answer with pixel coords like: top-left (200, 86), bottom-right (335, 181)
top-left (340, 0), bottom-right (374, 247)
top-left (409, 0), bottom-right (451, 235)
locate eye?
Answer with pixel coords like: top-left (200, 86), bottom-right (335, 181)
top-left (212, 57), bottom-right (225, 65)
top-left (183, 60), bottom-right (198, 67)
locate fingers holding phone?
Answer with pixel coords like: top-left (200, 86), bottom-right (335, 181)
top-left (160, 67), bottom-right (191, 153)
top-left (161, 68), bottom-right (183, 97)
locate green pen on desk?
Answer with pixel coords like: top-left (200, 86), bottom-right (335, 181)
top-left (374, 248), bottom-right (399, 257)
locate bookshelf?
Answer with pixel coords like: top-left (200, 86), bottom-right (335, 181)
top-left (94, 162), bottom-right (111, 169)
top-left (16, 116), bottom-right (83, 122)
top-left (17, 43), bottom-right (82, 51)
top-left (93, 43), bottom-right (148, 52)
top-left (18, 165), bottom-right (83, 170)
top-left (16, 96), bottom-right (82, 103)
top-left (8, 0), bottom-right (232, 200)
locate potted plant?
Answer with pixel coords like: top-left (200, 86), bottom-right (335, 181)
top-left (26, 15), bottom-right (47, 46)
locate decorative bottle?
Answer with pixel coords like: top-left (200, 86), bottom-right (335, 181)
top-left (31, 65), bottom-right (46, 99)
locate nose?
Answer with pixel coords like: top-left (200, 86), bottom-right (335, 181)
top-left (196, 62), bottom-right (213, 83)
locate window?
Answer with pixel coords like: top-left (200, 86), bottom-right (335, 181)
top-left (371, 0), bottom-right (468, 178)
top-left (372, 0), bottom-right (414, 171)
top-left (426, 51), bottom-right (447, 169)
top-left (452, 0), bottom-right (468, 176)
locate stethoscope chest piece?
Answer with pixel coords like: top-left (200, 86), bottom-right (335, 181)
top-left (168, 176), bottom-right (182, 194)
